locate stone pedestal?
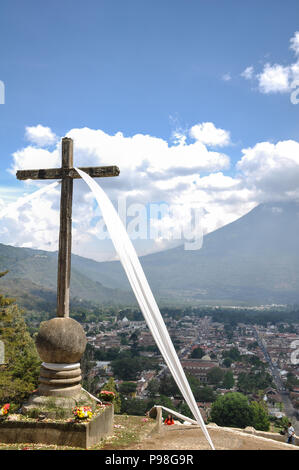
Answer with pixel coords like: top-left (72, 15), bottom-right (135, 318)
top-left (0, 404), bottom-right (114, 449)
top-left (21, 389), bottom-right (95, 419)
top-left (35, 317), bottom-right (87, 399)
top-left (37, 364), bottom-right (82, 397)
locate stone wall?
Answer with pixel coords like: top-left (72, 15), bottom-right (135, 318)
top-left (243, 426), bottom-right (299, 446)
top-left (0, 404), bottom-right (114, 449)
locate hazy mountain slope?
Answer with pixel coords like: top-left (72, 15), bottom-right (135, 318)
top-left (0, 244), bottom-right (134, 306)
top-left (1, 202), bottom-right (299, 306)
top-left (72, 201), bottom-right (299, 304)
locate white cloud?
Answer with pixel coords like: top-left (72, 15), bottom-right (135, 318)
top-left (242, 31), bottom-right (299, 94)
top-left (64, 127), bottom-right (230, 178)
top-left (4, 123), bottom-right (232, 259)
top-left (258, 63), bottom-right (290, 94)
top-left (290, 31), bottom-right (299, 56)
top-left (4, 123), bottom-right (299, 261)
top-left (25, 125), bottom-right (58, 147)
top-left (189, 122), bottom-right (231, 148)
top-left (237, 139), bottom-right (299, 200)
top-left (241, 66), bottom-right (254, 80)
top-left (222, 73), bottom-right (232, 82)
top-left (10, 145), bottom-right (60, 174)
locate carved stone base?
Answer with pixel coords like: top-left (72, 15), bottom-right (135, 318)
top-left (37, 365), bottom-right (82, 398)
top-left (21, 389), bottom-right (96, 419)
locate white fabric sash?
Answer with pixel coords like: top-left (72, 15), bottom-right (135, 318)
top-left (76, 167), bottom-right (215, 450)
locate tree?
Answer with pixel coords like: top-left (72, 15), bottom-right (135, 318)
top-left (196, 386), bottom-right (216, 402)
top-left (159, 374), bottom-right (180, 397)
top-left (286, 372), bottom-right (299, 390)
top-left (223, 370), bottom-right (235, 389)
top-left (118, 332), bottom-right (129, 345)
top-left (186, 373), bottom-right (201, 397)
top-left (119, 381), bottom-right (137, 396)
top-left (248, 341), bottom-right (259, 350)
top-left (111, 354), bottom-right (156, 381)
top-left (223, 357), bottom-right (232, 368)
top-left (0, 299), bottom-right (40, 407)
top-left (101, 377), bottom-right (121, 413)
top-left (147, 379), bottom-right (160, 397)
top-left (250, 401), bottom-right (270, 431)
top-left (129, 330), bottom-right (140, 356)
top-left (210, 392), bottom-right (254, 428)
top-left (237, 371), bottom-right (274, 394)
top-left (0, 271), bottom-right (14, 307)
top-left (222, 347), bottom-right (241, 362)
top-left (111, 357), bottom-right (142, 381)
top-left (190, 347), bottom-right (204, 359)
top-left (207, 367), bottom-right (225, 386)
top-left (120, 397), bottom-right (148, 416)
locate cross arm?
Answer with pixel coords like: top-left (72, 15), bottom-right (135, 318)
top-left (16, 166), bottom-right (120, 180)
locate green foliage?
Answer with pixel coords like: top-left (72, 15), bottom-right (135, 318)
top-left (190, 347), bottom-right (204, 359)
top-left (237, 371), bottom-right (274, 394)
top-left (242, 355), bottom-right (266, 369)
top-left (118, 309), bottom-right (143, 322)
top-left (111, 353), bottom-right (157, 381)
top-left (206, 367), bottom-right (225, 386)
top-left (210, 392), bottom-right (254, 428)
top-left (146, 379), bottom-right (160, 397)
top-left (280, 416), bottom-right (290, 429)
top-left (0, 271), bottom-right (15, 307)
top-left (222, 357), bottom-right (232, 368)
top-left (118, 332), bottom-right (129, 345)
top-left (81, 343), bottom-right (103, 394)
top-left (119, 381), bottom-right (137, 395)
top-left (195, 386), bottom-right (216, 402)
top-left (159, 374), bottom-right (179, 397)
top-left (101, 377), bottom-right (121, 413)
top-left (120, 397), bottom-right (148, 416)
top-left (94, 347), bottom-right (120, 361)
top-left (0, 303), bottom-right (40, 406)
top-left (222, 347), bottom-right (241, 362)
top-left (223, 370), bottom-right (235, 389)
top-left (250, 401), bottom-right (270, 431)
top-left (120, 393), bottom-right (175, 417)
top-left (147, 394), bottom-right (174, 414)
top-left (156, 373), bottom-right (216, 403)
top-left (247, 341), bottom-right (259, 350)
top-left (178, 401), bottom-right (193, 419)
top-left (211, 308), bottom-right (299, 326)
top-left (286, 372), bottom-right (299, 390)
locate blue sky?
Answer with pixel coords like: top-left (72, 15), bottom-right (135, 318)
top-left (0, 1), bottom-right (299, 259)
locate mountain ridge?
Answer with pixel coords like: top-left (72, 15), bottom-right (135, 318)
top-left (1, 201), bottom-right (299, 307)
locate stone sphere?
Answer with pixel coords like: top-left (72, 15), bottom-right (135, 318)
top-left (36, 317), bottom-right (87, 363)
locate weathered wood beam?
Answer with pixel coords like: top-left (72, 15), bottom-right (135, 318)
top-left (57, 138), bottom-right (73, 318)
top-left (16, 166), bottom-right (120, 180)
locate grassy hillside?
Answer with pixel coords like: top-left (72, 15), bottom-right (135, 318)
top-left (0, 243), bottom-right (135, 310)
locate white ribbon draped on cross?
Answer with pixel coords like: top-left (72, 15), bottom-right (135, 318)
top-left (76, 168), bottom-right (215, 450)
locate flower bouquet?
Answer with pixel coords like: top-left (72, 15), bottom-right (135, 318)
top-left (0, 403), bottom-right (10, 419)
top-left (72, 406), bottom-right (93, 421)
top-left (99, 390), bottom-right (115, 404)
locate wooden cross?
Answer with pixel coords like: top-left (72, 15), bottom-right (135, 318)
top-left (16, 137), bottom-right (120, 318)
